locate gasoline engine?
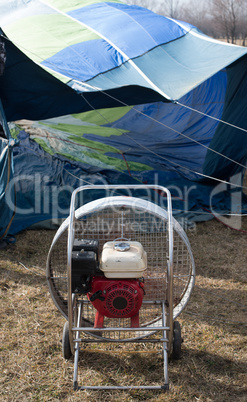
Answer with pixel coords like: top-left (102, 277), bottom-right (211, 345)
top-left (71, 239), bottom-right (147, 328)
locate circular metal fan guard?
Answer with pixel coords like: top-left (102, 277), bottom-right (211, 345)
top-left (47, 196), bottom-right (195, 341)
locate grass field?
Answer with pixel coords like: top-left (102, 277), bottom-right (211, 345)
top-left (0, 216), bottom-right (247, 401)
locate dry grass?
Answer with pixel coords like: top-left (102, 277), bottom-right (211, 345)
top-left (0, 218), bottom-right (247, 401)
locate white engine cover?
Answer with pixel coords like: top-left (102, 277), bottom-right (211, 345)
top-left (100, 241), bottom-right (147, 278)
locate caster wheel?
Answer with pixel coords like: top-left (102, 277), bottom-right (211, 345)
top-left (172, 320), bottom-right (182, 360)
top-left (62, 321), bottom-right (72, 359)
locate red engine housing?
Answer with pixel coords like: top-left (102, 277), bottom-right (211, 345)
top-left (88, 277), bottom-right (145, 328)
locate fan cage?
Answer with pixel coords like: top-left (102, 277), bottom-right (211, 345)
top-left (47, 200), bottom-right (194, 340)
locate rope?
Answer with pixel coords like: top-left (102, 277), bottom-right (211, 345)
top-left (175, 100), bottom-right (247, 134)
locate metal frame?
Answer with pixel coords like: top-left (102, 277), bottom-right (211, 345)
top-left (46, 184), bottom-right (196, 390)
top-left (46, 196), bottom-right (195, 321)
top-left (66, 185), bottom-right (174, 390)
top-left (72, 300), bottom-right (170, 391)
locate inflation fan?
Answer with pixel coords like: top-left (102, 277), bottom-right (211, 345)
top-left (46, 185), bottom-right (195, 390)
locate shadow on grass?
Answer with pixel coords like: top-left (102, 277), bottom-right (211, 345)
top-left (172, 348), bottom-right (247, 400)
top-left (74, 346), bottom-right (247, 400)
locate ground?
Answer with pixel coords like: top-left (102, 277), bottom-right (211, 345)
top-left (0, 217), bottom-right (247, 401)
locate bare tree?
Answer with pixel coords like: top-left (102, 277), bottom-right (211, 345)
top-left (179, 0), bottom-right (214, 35)
top-left (239, 15), bottom-right (247, 46)
top-left (236, 0), bottom-right (247, 45)
top-left (155, 0), bottom-right (181, 18)
top-left (210, 0), bottom-right (244, 43)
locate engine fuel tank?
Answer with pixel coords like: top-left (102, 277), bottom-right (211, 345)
top-left (100, 241), bottom-right (147, 278)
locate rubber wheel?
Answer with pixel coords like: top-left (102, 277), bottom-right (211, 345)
top-left (62, 321), bottom-right (72, 360)
top-left (172, 320), bottom-right (182, 360)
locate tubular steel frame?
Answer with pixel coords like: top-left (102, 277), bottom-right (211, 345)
top-left (68, 185), bottom-right (173, 390)
top-left (46, 184), bottom-right (195, 391)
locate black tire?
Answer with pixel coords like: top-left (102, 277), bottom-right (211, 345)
top-left (172, 320), bottom-right (182, 360)
top-left (62, 321), bottom-right (72, 360)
